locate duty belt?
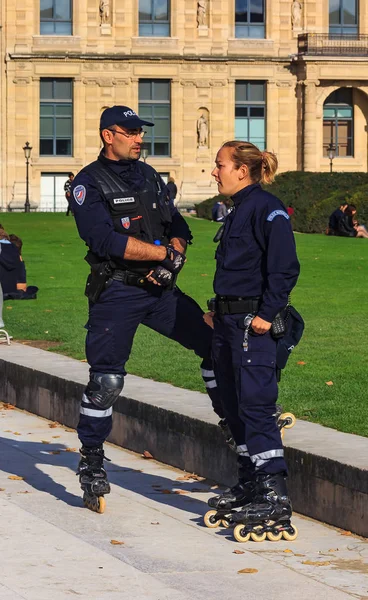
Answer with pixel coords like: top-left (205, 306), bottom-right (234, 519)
top-left (111, 269), bottom-right (148, 287)
top-left (215, 295), bottom-right (261, 315)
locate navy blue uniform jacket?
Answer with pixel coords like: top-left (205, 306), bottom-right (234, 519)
top-left (71, 154), bottom-right (191, 262)
top-left (214, 183), bottom-right (300, 322)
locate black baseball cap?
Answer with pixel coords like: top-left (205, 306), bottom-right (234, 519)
top-left (100, 105), bottom-right (154, 130)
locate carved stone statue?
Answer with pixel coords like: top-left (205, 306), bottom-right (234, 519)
top-left (197, 0), bottom-right (207, 27)
top-left (197, 113), bottom-right (208, 147)
top-left (99, 0), bottom-right (110, 24)
top-left (291, 1), bottom-right (302, 29)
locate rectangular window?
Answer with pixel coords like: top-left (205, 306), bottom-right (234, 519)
top-left (329, 0), bottom-right (358, 35)
top-left (235, 81), bottom-right (266, 150)
top-left (139, 80), bottom-right (170, 157)
top-left (40, 0), bottom-right (72, 35)
top-left (40, 79), bottom-right (73, 156)
top-left (235, 0), bottom-right (265, 38)
top-left (139, 0), bottom-right (170, 36)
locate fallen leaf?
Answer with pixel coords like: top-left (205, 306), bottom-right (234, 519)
top-left (5, 430), bottom-right (12, 432)
top-left (161, 489), bottom-right (172, 494)
top-left (340, 530), bottom-right (352, 536)
top-left (283, 549), bottom-right (293, 554)
top-left (41, 440), bottom-right (50, 444)
top-left (49, 422), bottom-right (59, 428)
top-left (44, 331), bottom-right (49, 334)
top-left (8, 475), bottom-right (24, 480)
top-left (176, 473), bottom-right (203, 481)
top-left (13, 432), bottom-right (21, 435)
top-left (211, 485), bottom-right (219, 490)
top-left (50, 451), bottom-right (61, 455)
top-left (52, 436), bottom-right (60, 439)
top-left (238, 568), bottom-right (258, 574)
top-left (325, 381), bottom-right (333, 386)
top-left (201, 274), bottom-right (208, 276)
top-left (297, 361), bottom-right (306, 365)
top-left (142, 450), bottom-right (153, 459)
top-left (328, 548), bottom-right (339, 552)
top-left (64, 427), bottom-right (74, 432)
top-left (49, 276), bottom-right (55, 279)
top-left (65, 448), bottom-right (77, 452)
top-left (294, 554), bottom-right (306, 557)
top-left (302, 560), bottom-right (331, 567)
top-left (18, 491), bottom-right (31, 494)
top-left (6, 306), bottom-right (12, 310)
top-left (44, 310), bottom-right (52, 313)
top-left (110, 540), bottom-right (124, 545)
top-left (0, 488), bottom-right (5, 491)
top-left (80, 359), bottom-right (88, 362)
top-left (2, 404), bottom-right (15, 410)
top-left (233, 550), bottom-right (245, 555)
top-left (151, 521), bottom-right (160, 525)
top-left (174, 490), bottom-right (189, 495)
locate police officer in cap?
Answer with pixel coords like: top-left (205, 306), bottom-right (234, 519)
top-left (71, 105), bottom-right (223, 509)
top-left (206, 141), bottom-right (300, 540)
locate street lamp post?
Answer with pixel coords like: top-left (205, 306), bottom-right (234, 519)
top-left (23, 141), bottom-right (32, 213)
top-left (327, 142), bottom-right (336, 174)
top-left (141, 147), bottom-right (148, 163)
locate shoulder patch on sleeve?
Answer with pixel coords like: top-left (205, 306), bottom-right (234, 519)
top-left (73, 185), bottom-right (86, 206)
top-left (267, 209), bottom-right (290, 222)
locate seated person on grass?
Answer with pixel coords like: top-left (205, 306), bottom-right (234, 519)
top-left (338, 205), bottom-right (368, 239)
top-left (0, 233), bottom-right (38, 300)
top-left (327, 201), bottom-right (348, 235)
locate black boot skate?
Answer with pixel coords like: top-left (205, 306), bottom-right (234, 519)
top-left (204, 478), bottom-right (256, 529)
top-left (231, 472), bottom-right (298, 543)
top-left (77, 445), bottom-right (111, 513)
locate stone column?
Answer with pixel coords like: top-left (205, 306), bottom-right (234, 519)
top-left (266, 81), bottom-right (279, 155)
top-left (303, 80), bottom-right (319, 171)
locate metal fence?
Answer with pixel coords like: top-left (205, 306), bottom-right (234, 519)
top-left (298, 33), bottom-right (368, 57)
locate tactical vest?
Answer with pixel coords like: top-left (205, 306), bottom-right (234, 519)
top-left (82, 159), bottom-right (172, 274)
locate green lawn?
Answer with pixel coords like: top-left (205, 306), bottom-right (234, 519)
top-left (1, 213), bottom-right (367, 437)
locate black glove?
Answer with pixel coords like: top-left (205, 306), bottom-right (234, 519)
top-left (161, 245), bottom-right (186, 274)
top-left (148, 266), bottom-right (174, 287)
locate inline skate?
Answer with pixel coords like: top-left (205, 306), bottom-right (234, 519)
top-left (204, 477), bottom-right (256, 529)
top-left (77, 445), bottom-right (111, 513)
top-left (231, 472), bottom-right (298, 543)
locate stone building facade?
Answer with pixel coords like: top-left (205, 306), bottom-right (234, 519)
top-left (1, 1), bottom-right (368, 210)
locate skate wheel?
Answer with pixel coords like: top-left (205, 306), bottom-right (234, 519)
top-left (280, 413), bottom-right (296, 429)
top-left (233, 524), bottom-right (251, 543)
top-left (282, 525), bottom-right (298, 541)
top-left (96, 496), bottom-right (106, 514)
top-left (250, 529), bottom-right (267, 542)
top-left (266, 530), bottom-right (283, 542)
top-left (204, 510), bottom-right (221, 529)
top-left (221, 518), bottom-right (231, 528)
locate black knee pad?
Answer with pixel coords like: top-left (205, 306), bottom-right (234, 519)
top-left (85, 372), bottom-right (124, 410)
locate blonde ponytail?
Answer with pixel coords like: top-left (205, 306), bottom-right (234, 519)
top-left (222, 141), bottom-right (278, 185)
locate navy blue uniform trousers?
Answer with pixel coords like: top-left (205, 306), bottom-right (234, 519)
top-left (212, 314), bottom-right (287, 476)
top-left (77, 280), bottom-right (221, 447)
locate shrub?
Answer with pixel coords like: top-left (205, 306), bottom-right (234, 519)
top-left (195, 172), bottom-right (368, 233)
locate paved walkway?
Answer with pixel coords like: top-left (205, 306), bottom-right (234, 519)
top-left (0, 404), bottom-right (367, 600)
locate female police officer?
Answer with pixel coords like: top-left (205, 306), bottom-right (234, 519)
top-left (206, 141), bottom-right (300, 542)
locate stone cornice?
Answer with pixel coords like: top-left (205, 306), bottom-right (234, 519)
top-left (7, 52), bottom-right (293, 65)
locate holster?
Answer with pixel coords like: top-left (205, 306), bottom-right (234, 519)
top-left (84, 259), bottom-right (113, 303)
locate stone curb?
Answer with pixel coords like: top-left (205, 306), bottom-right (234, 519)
top-left (0, 343), bottom-right (366, 537)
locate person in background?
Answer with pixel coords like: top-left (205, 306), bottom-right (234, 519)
top-left (327, 200), bottom-right (348, 235)
top-left (166, 177), bottom-right (177, 206)
top-left (64, 172), bottom-right (75, 216)
top-left (1, 234), bottom-right (38, 300)
top-left (338, 205), bottom-right (368, 238)
top-left (286, 204), bottom-right (294, 217)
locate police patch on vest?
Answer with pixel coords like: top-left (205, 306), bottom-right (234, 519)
top-left (267, 210), bottom-right (290, 222)
top-left (113, 197), bottom-right (135, 205)
top-left (121, 217), bottom-right (130, 229)
top-left (73, 185), bottom-right (86, 206)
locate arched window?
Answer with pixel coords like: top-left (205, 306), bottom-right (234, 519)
top-left (323, 88), bottom-right (353, 157)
